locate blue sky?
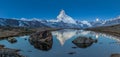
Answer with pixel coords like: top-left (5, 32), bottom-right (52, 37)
top-left (0, 0), bottom-right (120, 20)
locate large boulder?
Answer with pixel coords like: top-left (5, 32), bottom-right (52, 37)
top-left (29, 31), bottom-right (53, 51)
top-left (72, 36), bottom-right (97, 48)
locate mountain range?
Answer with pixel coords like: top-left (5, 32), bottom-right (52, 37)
top-left (0, 10), bottom-right (120, 28)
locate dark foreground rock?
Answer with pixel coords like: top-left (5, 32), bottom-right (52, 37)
top-left (111, 54), bottom-right (120, 57)
top-left (29, 31), bottom-right (53, 51)
top-left (0, 45), bottom-right (24, 57)
top-left (72, 36), bottom-right (97, 48)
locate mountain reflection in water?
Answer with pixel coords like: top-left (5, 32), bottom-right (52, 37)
top-left (52, 29), bottom-right (77, 46)
top-left (52, 30), bottom-right (95, 46)
top-left (52, 29), bottom-right (120, 46)
top-left (0, 29), bottom-right (120, 57)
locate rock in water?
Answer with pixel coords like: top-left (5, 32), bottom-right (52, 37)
top-left (72, 36), bottom-right (97, 48)
top-left (0, 45), bottom-right (24, 57)
top-left (0, 45), bottom-right (5, 49)
top-left (111, 54), bottom-right (120, 57)
top-left (7, 37), bottom-right (17, 44)
top-left (29, 30), bottom-right (53, 51)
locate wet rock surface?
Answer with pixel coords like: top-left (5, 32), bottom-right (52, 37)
top-left (7, 37), bottom-right (17, 44)
top-left (29, 31), bottom-right (53, 51)
top-left (0, 45), bottom-right (24, 57)
top-left (72, 36), bottom-right (97, 48)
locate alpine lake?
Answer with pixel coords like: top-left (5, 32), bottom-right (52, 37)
top-left (0, 29), bottom-right (120, 57)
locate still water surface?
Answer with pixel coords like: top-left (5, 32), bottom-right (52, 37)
top-left (0, 29), bottom-right (120, 57)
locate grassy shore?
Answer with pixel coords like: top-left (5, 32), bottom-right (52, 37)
top-left (0, 27), bottom-right (61, 39)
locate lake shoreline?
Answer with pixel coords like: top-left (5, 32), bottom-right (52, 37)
top-left (0, 27), bottom-right (62, 39)
top-left (85, 24), bottom-right (120, 38)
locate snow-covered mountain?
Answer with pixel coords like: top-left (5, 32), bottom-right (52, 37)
top-left (57, 10), bottom-right (77, 24)
top-left (0, 18), bottom-right (48, 28)
top-left (102, 16), bottom-right (120, 26)
top-left (45, 10), bottom-right (92, 28)
top-left (0, 10), bottom-right (93, 28)
top-left (0, 10), bottom-right (120, 28)
top-left (90, 16), bottom-right (120, 27)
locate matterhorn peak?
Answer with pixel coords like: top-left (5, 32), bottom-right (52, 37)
top-left (59, 9), bottom-right (66, 16)
top-left (57, 10), bottom-right (77, 24)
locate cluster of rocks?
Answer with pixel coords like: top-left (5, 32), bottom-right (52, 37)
top-left (0, 45), bottom-right (24, 57)
top-left (29, 31), bottom-right (53, 51)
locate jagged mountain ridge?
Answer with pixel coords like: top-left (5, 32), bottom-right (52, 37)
top-left (90, 16), bottom-right (120, 27)
top-left (0, 10), bottom-right (120, 28)
top-left (0, 18), bottom-right (49, 28)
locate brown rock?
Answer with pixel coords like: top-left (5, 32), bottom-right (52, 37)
top-left (29, 30), bottom-right (53, 51)
top-left (0, 45), bottom-right (5, 49)
top-left (7, 37), bottom-right (17, 44)
top-left (0, 47), bottom-right (24, 57)
top-left (111, 54), bottom-right (120, 57)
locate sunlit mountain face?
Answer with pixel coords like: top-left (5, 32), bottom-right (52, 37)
top-left (56, 10), bottom-right (77, 24)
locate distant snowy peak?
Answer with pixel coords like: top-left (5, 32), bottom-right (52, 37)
top-left (81, 21), bottom-right (92, 27)
top-left (57, 10), bottom-right (77, 24)
top-left (20, 18), bottom-right (42, 21)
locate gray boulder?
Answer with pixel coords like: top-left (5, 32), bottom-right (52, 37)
top-left (72, 36), bottom-right (97, 48)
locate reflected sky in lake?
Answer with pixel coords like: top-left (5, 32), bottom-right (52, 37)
top-left (0, 29), bottom-right (120, 57)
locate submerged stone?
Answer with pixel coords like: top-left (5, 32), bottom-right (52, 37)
top-left (68, 51), bottom-right (76, 55)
